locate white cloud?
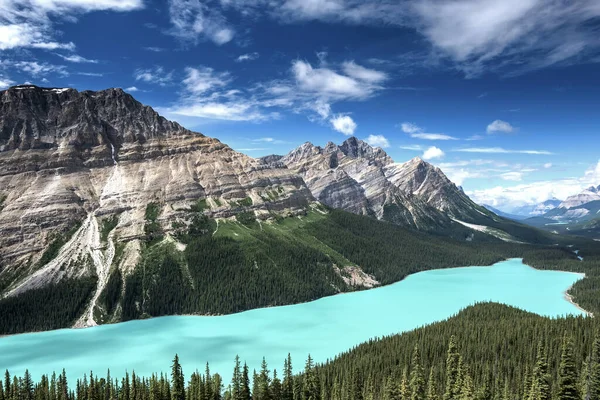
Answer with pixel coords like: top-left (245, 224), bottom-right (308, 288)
top-left (56, 54), bottom-right (98, 63)
top-left (4, 61), bottom-right (68, 77)
top-left (342, 61), bottom-right (388, 83)
top-left (182, 67), bottom-right (230, 94)
top-left (330, 115), bottom-right (357, 135)
top-left (400, 144), bottom-right (424, 151)
top-left (0, 77), bottom-right (16, 89)
top-left (500, 172), bottom-right (523, 181)
top-left (168, 0), bottom-right (235, 45)
top-left (400, 122), bottom-right (458, 140)
top-left (292, 60), bottom-right (385, 100)
top-left (144, 47), bottom-right (166, 52)
top-left (125, 86), bottom-right (139, 92)
top-left (365, 134), bottom-right (390, 148)
top-left (423, 146), bottom-right (445, 160)
top-left (0, 0), bottom-right (142, 51)
top-left (467, 160), bottom-right (600, 210)
top-left (456, 147), bottom-right (553, 155)
top-left (134, 67), bottom-right (174, 86)
top-left (236, 52), bottom-right (260, 62)
top-left (169, 102), bottom-right (270, 122)
top-left (544, 163), bottom-right (553, 169)
top-left (487, 120), bottom-right (514, 134)
top-left (216, 0), bottom-right (600, 76)
top-left (400, 122), bottom-right (421, 134)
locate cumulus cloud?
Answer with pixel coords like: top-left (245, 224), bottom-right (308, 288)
top-left (330, 115), bottom-right (357, 136)
top-left (182, 66), bottom-right (230, 94)
top-left (0, 0), bottom-right (142, 51)
top-left (365, 134), bottom-right (390, 148)
top-left (0, 77), bottom-right (16, 89)
top-left (292, 60), bottom-right (386, 100)
top-left (467, 160), bottom-right (600, 210)
top-left (125, 86), bottom-right (139, 92)
top-left (487, 120), bottom-right (514, 134)
top-left (423, 146), bottom-right (445, 160)
top-left (400, 122), bottom-right (458, 140)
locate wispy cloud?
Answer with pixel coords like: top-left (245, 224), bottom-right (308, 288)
top-left (168, 0), bottom-right (235, 45)
top-left (400, 144), bottom-right (424, 151)
top-left (236, 52), bottom-right (260, 62)
top-left (455, 147), bottom-right (553, 155)
top-left (134, 67), bottom-right (174, 86)
top-left (144, 47), bottom-right (167, 52)
top-left (3, 60), bottom-right (68, 78)
top-left (0, 76), bottom-right (15, 89)
top-left (400, 122), bottom-right (458, 140)
top-left (56, 54), bottom-right (98, 64)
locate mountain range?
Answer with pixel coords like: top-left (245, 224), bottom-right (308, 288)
top-left (0, 85), bottom-right (574, 333)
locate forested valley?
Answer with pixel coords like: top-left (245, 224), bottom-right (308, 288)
top-left (1, 207), bottom-right (600, 334)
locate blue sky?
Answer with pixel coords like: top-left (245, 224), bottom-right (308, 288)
top-left (1, 0), bottom-right (599, 211)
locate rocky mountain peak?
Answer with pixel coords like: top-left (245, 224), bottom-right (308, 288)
top-left (0, 85), bottom-right (189, 152)
top-left (339, 137), bottom-right (379, 158)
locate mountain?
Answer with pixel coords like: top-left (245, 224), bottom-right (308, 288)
top-left (510, 198), bottom-right (562, 217)
top-left (558, 185), bottom-right (600, 209)
top-left (483, 205), bottom-right (527, 221)
top-left (278, 138), bottom-right (495, 232)
top-left (523, 186), bottom-right (600, 238)
top-left (0, 85), bottom-right (570, 333)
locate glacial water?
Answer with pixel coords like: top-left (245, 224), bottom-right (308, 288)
top-left (0, 259), bottom-right (586, 383)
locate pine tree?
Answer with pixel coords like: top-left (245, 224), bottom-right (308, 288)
top-left (410, 345), bottom-right (425, 400)
top-left (271, 370), bottom-right (282, 400)
top-left (399, 368), bottom-right (409, 400)
top-left (383, 377), bottom-right (399, 400)
top-left (302, 355), bottom-right (320, 400)
top-left (282, 355), bottom-right (293, 400)
top-left (426, 370), bottom-right (436, 400)
top-left (23, 370), bottom-right (34, 400)
top-left (351, 367), bottom-right (363, 400)
top-left (458, 365), bottom-right (473, 400)
top-left (557, 334), bottom-right (579, 400)
top-left (4, 371), bottom-right (10, 400)
top-left (171, 355), bottom-right (185, 400)
top-left (443, 336), bottom-right (460, 400)
top-left (528, 341), bottom-right (550, 400)
top-left (231, 357), bottom-right (241, 400)
top-left (256, 358), bottom-right (271, 400)
top-left (213, 374), bottom-right (224, 400)
top-left (240, 364), bottom-right (250, 400)
top-left (588, 333), bottom-right (600, 400)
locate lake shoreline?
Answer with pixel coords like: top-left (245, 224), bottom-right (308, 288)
top-left (1, 258), bottom-right (592, 339)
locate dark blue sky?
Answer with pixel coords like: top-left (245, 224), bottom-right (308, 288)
top-left (1, 0), bottom-right (599, 210)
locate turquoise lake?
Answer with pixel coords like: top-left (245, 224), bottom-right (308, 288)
top-left (0, 258), bottom-right (586, 383)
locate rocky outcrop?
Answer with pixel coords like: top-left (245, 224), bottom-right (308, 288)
top-left (282, 137), bottom-right (493, 230)
top-left (0, 85), bottom-right (313, 301)
top-left (559, 186), bottom-right (600, 210)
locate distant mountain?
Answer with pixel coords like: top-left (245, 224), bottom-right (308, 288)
top-left (483, 205), bottom-right (527, 221)
top-left (558, 185), bottom-right (600, 209)
top-left (523, 187), bottom-right (600, 239)
top-left (511, 198), bottom-right (562, 217)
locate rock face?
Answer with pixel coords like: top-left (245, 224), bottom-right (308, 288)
top-left (280, 137), bottom-right (492, 230)
top-left (0, 85), bottom-right (313, 312)
top-left (559, 186), bottom-right (600, 210)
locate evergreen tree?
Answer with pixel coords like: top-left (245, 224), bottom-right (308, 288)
top-left (458, 365), bottom-right (473, 400)
top-left (383, 377), bottom-right (399, 400)
top-left (240, 364), bottom-right (250, 400)
top-left (528, 341), bottom-right (550, 400)
top-left (399, 368), bottom-right (409, 400)
top-left (410, 345), bottom-right (425, 400)
top-left (212, 373), bottom-right (223, 400)
top-left (302, 356), bottom-right (319, 400)
top-left (557, 334), bottom-right (579, 400)
top-left (171, 355), bottom-right (185, 400)
top-left (271, 371), bottom-right (282, 400)
top-left (351, 367), bottom-right (363, 400)
top-left (588, 333), bottom-right (600, 400)
top-left (282, 355), bottom-right (293, 400)
top-left (23, 370), bottom-right (34, 400)
top-left (231, 357), bottom-right (241, 400)
top-left (426, 370), bottom-right (436, 400)
top-left (256, 358), bottom-right (271, 400)
top-left (5, 371), bottom-right (10, 400)
top-left (443, 336), bottom-right (460, 400)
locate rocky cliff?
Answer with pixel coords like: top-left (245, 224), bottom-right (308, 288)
top-left (0, 85), bottom-right (313, 325)
top-left (278, 137), bottom-right (493, 231)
